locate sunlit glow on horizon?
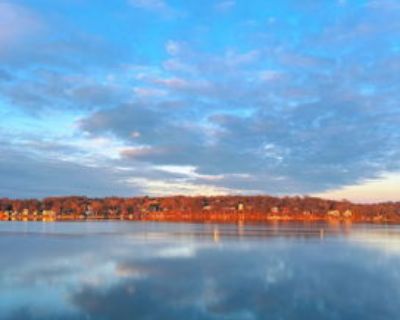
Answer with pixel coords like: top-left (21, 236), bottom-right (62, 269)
top-left (316, 173), bottom-right (400, 203)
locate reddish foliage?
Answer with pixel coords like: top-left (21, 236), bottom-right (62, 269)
top-left (1, 195), bottom-right (400, 222)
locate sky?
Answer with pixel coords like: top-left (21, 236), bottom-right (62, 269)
top-left (0, 0), bottom-right (399, 201)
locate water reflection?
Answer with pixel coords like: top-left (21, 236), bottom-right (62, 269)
top-left (0, 222), bottom-right (399, 320)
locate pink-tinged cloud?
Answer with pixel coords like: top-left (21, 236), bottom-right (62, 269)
top-left (120, 146), bottom-right (168, 159)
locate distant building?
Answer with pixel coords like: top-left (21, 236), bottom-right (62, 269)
top-left (327, 210), bottom-right (340, 217)
top-left (42, 210), bottom-right (55, 216)
top-left (84, 206), bottom-right (93, 217)
top-left (271, 207), bottom-right (279, 213)
top-left (342, 210), bottom-right (353, 218)
top-left (148, 203), bottom-right (162, 212)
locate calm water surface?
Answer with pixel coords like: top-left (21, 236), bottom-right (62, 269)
top-left (0, 221), bottom-right (399, 320)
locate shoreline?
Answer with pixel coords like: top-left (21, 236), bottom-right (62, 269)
top-left (1, 215), bottom-right (399, 224)
top-left (2, 195), bottom-right (400, 223)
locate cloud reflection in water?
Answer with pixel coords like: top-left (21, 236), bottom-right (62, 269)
top-left (0, 222), bottom-right (399, 320)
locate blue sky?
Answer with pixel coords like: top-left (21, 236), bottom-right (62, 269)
top-left (0, 0), bottom-right (399, 201)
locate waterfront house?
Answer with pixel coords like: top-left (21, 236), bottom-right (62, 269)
top-left (342, 210), bottom-right (353, 218)
top-left (327, 210), bottom-right (340, 217)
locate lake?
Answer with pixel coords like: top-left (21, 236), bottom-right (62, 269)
top-left (0, 221), bottom-right (399, 320)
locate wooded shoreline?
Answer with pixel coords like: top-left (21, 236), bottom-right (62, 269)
top-left (1, 195), bottom-right (400, 223)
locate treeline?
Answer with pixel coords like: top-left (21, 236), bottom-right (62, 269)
top-left (0, 195), bottom-right (400, 222)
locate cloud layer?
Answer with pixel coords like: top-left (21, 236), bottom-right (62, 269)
top-left (0, 0), bottom-right (399, 198)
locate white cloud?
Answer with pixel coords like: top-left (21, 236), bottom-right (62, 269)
top-left (128, 0), bottom-right (176, 16)
top-left (165, 40), bottom-right (181, 56)
top-left (215, 0), bottom-right (236, 12)
top-left (225, 49), bottom-right (260, 66)
top-left (126, 177), bottom-right (237, 196)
